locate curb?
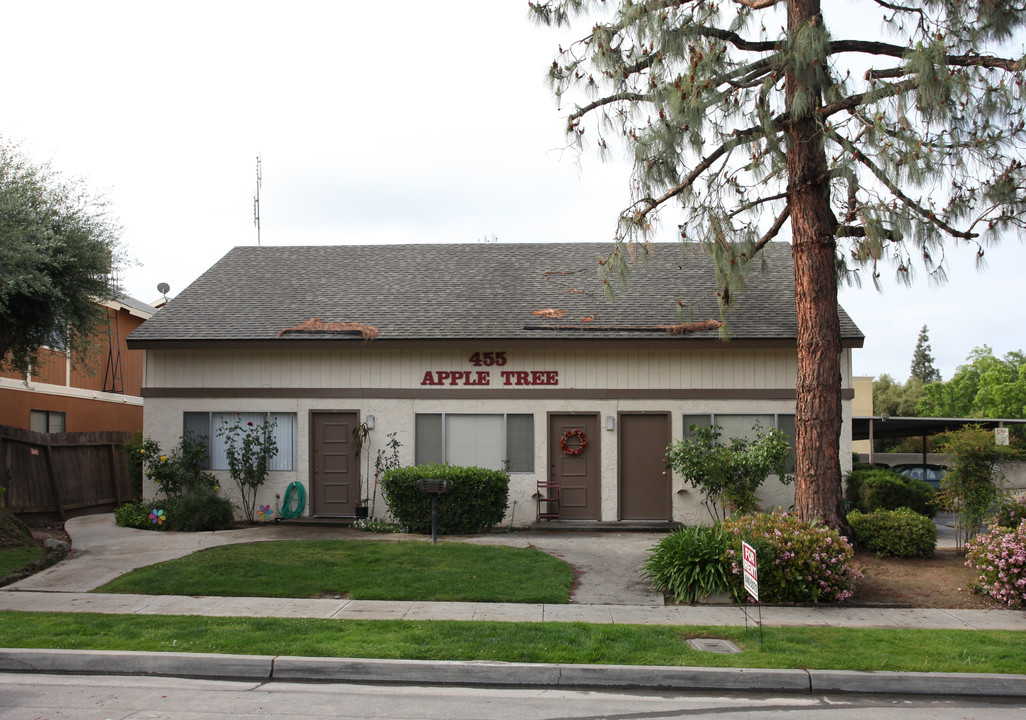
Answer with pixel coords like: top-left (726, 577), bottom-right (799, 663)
top-left (1, 649), bottom-right (1025, 697)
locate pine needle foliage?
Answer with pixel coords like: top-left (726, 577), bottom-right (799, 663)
top-left (529, 1), bottom-right (1025, 529)
top-left (529, 1), bottom-right (1025, 296)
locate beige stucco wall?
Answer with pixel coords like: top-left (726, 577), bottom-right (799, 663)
top-left (851, 375), bottom-right (874, 455)
top-left (141, 344), bottom-right (856, 526)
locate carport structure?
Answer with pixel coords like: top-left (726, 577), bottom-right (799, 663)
top-left (851, 416), bottom-right (1026, 465)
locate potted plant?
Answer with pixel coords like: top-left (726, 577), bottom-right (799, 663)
top-left (355, 498), bottom-right (370, 519)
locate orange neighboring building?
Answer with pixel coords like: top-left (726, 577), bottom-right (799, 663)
top-left (0, 296), bottom-right (156, 433)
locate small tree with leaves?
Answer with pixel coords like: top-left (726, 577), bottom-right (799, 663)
top-left (217, 416), bottom-right (278, 523)
top-left (934, 425), bottom-right (1015, 552)
top-left (530, 1), bottom-right (1026, 532)
top-left (666, 424), bottom-right (793, 522)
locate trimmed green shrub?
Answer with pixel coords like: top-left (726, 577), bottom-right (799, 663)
top-left (845, 467), bottom-right (936, 517)
top-left (167, 487), bottom-right (236, 532)
top-left (643, 525), bottom-right (733, 603)
top-left (847, 507), bottom-right (937, 558)
top-left (114, 489), bottom-right (236, 532)
top-left (380, 464), bottom-right (509, 535)
top-left (114, 499), bottom-right (171, 530)
top-left (995, 494), bottom-right (1026, 530)
top-left (720, 513), bottom-right (861, 603)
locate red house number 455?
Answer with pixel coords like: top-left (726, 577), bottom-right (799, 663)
top-left (469, 352), bottom-right (507, 367)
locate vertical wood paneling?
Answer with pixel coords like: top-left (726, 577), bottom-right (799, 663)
top-left (144, 345), bottom-right (822, 392)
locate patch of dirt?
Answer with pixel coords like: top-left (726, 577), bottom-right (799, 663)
top-left (850, 548), bottom-right (1000, 609)
top-left (27, 522), bottom-right (71, 547)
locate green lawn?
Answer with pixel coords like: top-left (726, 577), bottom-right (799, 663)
top-left (0, 546), bottom-right (44, 579)
top-left (1, 612), bottom-right (1023, 674)
top-left (93, 540), bottom-right (574, 604)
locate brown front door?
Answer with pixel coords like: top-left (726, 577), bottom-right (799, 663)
top-left (549, 413), bottom-right (600, 520)
top-left (619, 413), bottom-right (671, 520)
top-left (310, 411), bottom-right (359, 516)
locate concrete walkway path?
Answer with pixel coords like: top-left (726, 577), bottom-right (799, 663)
top-left (2, 513), bottom-right (1024, 631)
top-left (3, 514), bottom-right (1026, 698)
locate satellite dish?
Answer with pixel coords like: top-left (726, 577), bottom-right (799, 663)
top-left (157, 283), bottom-right (170, 297)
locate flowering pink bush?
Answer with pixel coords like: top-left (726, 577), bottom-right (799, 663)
top-left (720, 512), bottom-right (862, 603)
top-left (965, 519), bottom-right (1026, 609)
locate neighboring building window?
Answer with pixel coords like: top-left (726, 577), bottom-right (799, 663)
top-left (415, 413), bottom-right (534, 472)
top-left (183, 412), bottom-right (297, 471)
top-left (684, 413), bottom-right (796, 472)
top-left (30, 410), bottom-right (66, 434)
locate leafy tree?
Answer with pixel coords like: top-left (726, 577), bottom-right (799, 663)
top-left (217, 415), bottom-right (279, 524)
top-left (910, 325), bottom-right (941, 383)
top-left (873, 372), bottom-right (923, 418)
top-left (665, 423), bottom-right (793, 521)
top-left (933, 425), bottom-right (1015, 552)
top-left (530, 1), bottom-right (1025, 530)
top-left (0, 139), bottom-right (122, 373)
top-left (917, 346), bottom-right (1026, 420)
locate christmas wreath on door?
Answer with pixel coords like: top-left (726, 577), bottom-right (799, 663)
top-left (560, 429), bottom-right (588, 455)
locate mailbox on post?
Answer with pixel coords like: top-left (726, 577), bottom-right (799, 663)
top-left (419, 478), bottom-right (450, 544)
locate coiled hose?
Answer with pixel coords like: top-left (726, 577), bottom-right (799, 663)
top-left (276, 481), bottom-right (306, 520)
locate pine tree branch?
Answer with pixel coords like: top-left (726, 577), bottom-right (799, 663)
top-left (567, 92), bottom-right (652, 124)
top-left (753, 205), bottom-right (791, 254)
top-left (728, 191), bottom-right (789, 218)
top-left (832, 134), bottom-right (979, 240)
top-left (836, 225), bottom-right (901, 241)
top-left (733, 0), bottom-right (783, 9)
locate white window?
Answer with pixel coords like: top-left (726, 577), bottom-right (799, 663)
top-left (183, 412), bottom-right (297, 471)
top-left (415, 413), bottom-right (534, 472)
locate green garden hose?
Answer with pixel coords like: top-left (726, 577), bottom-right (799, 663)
top-left (276, 481), bottom-right (306, 520)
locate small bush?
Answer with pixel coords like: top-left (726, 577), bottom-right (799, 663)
top-left (845, 468), bottom-right (936, 517)
top-left (643, 525), bottom-right (733, 603)
top-left (167, 487), bottom-right (236, 532)
top-left (720, 513), bottom-right (861, 604)
top-left (847, 507), bottom-right (937, 558)
top-left (995, 494), bottom-right (1026, 530)
top-left (381, 464), bottom-right (509, 535)
top-left (115, 490), bottom-right (236, 532)
top-left (114, 500), bottom-right (171, 530)
top-left (966, 520), bottom-right (1026, 608)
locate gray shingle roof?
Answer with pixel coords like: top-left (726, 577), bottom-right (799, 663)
top-left (126, 242), bottom-right (863, 345)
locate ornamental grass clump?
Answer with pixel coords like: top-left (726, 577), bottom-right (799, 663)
top-left (965, 519), bottom-right (1026, 609)
top-left (643, 525), bottom-right (733, 603)
top-left (720, 513), bottom-right (861, 604)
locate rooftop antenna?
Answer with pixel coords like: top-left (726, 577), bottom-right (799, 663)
top-left (157, 282), bottom-right (170, 302)
top-left (253, 155), bottom-right (262, 245)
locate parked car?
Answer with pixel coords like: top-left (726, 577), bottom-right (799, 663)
top-left (890, 463), bottom-right (949, 488)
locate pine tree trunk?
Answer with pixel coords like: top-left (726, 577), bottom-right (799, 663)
top-left (786, 0), bottom-right (847, 531)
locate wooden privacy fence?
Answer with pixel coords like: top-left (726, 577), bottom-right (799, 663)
top-left (0, 425), bottom-right (135, 519)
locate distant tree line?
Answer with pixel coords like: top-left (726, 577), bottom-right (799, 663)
top-left (873, 326), bottom-right (1025, 450)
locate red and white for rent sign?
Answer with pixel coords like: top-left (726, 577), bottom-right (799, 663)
top-left (742, 541), bottom-right (759, 601)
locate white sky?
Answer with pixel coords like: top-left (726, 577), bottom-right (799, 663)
top-left (3, 1), bottom-right (1023, 383)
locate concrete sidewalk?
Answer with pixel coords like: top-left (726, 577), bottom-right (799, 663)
top-left (3, 588), bottom-right (1025, 630)
top-left (2, 513), bottom-right (1025, 630)
top-left (2, 513), bottom-right (1026, 698)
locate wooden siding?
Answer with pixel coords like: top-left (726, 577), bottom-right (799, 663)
top-left (144, 346), bottom-right (848, 392)
top-left (0, 306), bottom-right (148, 396)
